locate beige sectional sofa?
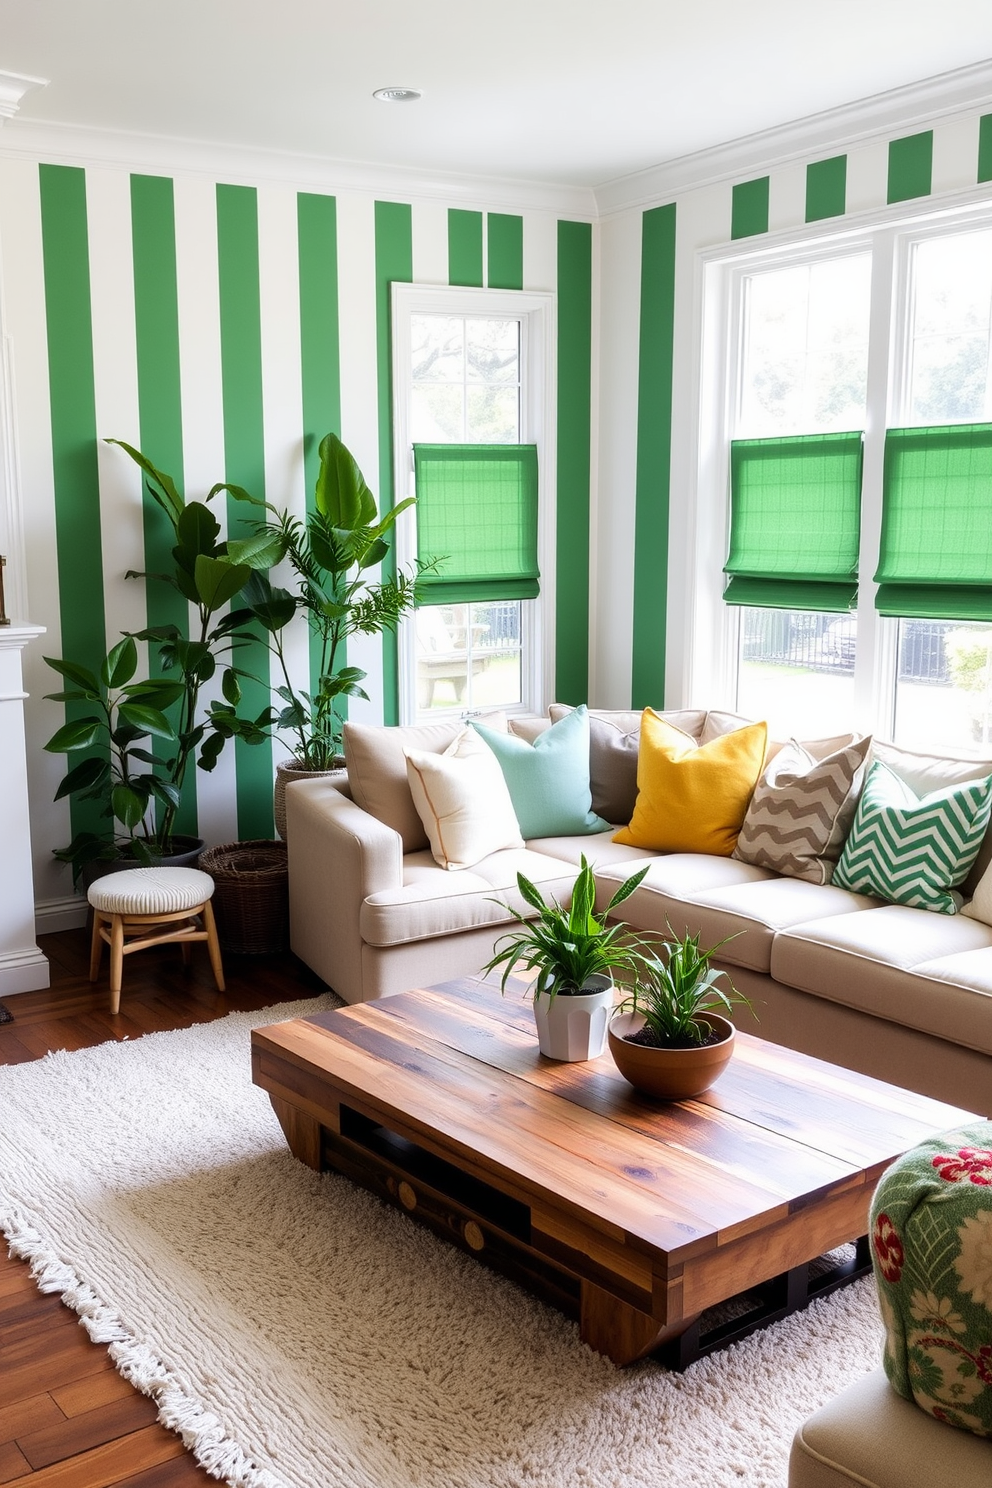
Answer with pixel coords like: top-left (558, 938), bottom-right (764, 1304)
top-left (285, 706), bottom-right (992, 1114)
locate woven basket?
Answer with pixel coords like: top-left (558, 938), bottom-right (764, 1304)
top-left (199, 840), bottom-right (288, 955)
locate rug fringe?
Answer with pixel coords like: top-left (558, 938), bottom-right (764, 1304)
top-left (1, 1204), bottom-right (285, 1488)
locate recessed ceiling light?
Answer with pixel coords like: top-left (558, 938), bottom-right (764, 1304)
top-left (373, 87), bottom-right (422, 104)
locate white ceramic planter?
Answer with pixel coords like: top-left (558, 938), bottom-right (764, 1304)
top-left (532, 974), bottom-right (614, 1061)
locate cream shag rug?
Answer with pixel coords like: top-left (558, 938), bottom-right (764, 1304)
top-left (0, 998), bottom-right (884, 1488)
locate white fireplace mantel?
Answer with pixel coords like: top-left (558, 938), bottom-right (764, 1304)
top-left (0, 621), bottom-right (49, 996)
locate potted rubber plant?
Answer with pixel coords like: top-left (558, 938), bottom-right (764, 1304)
top-left (206, 432), bottom-right (432, 837)
top-left (608, 926), bottom-right (752, 1099)
top-left (481, 855), bottom-right (650, 1062)
top-left (43, 440), bottom-right (272, 885)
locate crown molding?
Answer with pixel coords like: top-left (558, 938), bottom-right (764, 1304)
top-left (0, 116), bottom-right (596, 218)
top-left (594, 56), bottom-right (992, 217)
top-left (0, 71), bottom-right (47, 124)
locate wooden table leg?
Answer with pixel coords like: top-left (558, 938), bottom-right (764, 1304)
top-left (579, 1279), bottom-right (699, 1366)
top-left (268, 1095), bottom-right (322, 1170)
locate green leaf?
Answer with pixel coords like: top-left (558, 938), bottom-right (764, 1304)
top-left (515, 872), bottom-right (550, 915)
top-left (314, 432), bottom-right (377, 530)
top-left (45, 718), bottom-right (104, 752)
top-left (44, 657), bottom-right (100, 693)
top-left (101, 636), bottom-right (138, 689)
top-left (226, 530), bottom-right (286, 569)
top-left (222, 668), bottom-right (241, 705)
top-left (117, 703), bottom-right (177, 740)
top-left (208, 482), bottom-right (266, 509)
top-left (176, 501), bottom-right (222, 557)
top-left (112, 782), bottom-right (150, 830)
top-left (53, 756), bottom-right (111, 801)
top-left (147, 778), bottom-right (181, 810)
top-left (357, 537), bottom-right (389, 571)
top-left (605, 863), bottom-right (650, 913)
top-left (105, 439), bottom-right (185, 528)
top-left (193, 555), bottom-right (251, 612)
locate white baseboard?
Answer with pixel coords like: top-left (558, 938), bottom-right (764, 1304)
top-left (36, 895), bottom-right (88, 934)
top-left (0, 945), bottom-right (50, 994)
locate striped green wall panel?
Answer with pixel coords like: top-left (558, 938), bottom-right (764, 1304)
top-left (38, 164), bottom-right (107, 845)
top-left (888, 131), bottom-right (933, 203)
top-left (631, 202), bottom-right (676, 707)
top-left (374, 201), bottom-right (413, 726)
top-left (487, 213), bottom-right (523, 290)
top-left (215, 183), bottom-right (273, 838)
top-left (447, 208), bottom-right (483, 287)
top-left (731, 177), bottom-right (769, 239)
top-left (554, 220), bottom-right (593, 704)
top-left (805, 155), bottom-right (847, 222)
top-left (130, 173), bottom-right (197, 836)
top-left (298, 191), bottom-right (342, 712)
top-left (979, 115), bottom-right (992, 184)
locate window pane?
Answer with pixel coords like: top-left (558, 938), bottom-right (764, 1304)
top-left (415, 601), bottom-right (522, 711)
top-left (739, 255), bottom-right (871, 437)
top-left (466, 318), bottom-right (519, 383)
top-left (893, 619), bottom-right (992, 752)
top-left (411, 315), bottom-right (464, 381)
top-left (908, 230), bottom-right (992, 423)
top-left (411, 385), bottom-right (464, 442)
top-left (736, 607), bottom-right (856, 738)
top-left (466, 386), bottom-right (519, 442)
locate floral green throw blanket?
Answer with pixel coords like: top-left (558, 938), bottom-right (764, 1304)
top-left (870, 1122), bottom-right (992, 1438)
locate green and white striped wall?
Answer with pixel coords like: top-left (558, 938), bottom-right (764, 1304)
top-left (599, 105), bottom-right (992, 714)
top-left (0, 158), bottom-right (593, 916)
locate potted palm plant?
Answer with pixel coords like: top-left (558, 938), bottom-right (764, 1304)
top-left (206, 433), bottom-right (431, 837)
top-left (608, 927), bottom-right (752, 1099)
top-left (481, 856), bottom-right (650, 1062)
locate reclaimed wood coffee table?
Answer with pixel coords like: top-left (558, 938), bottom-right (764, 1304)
top-left (251, 975), bottom-right (975, 1368)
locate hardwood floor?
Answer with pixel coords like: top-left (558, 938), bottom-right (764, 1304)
top-left (0, 927), bottom-right (329, 1487)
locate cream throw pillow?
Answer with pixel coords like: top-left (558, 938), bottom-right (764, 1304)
top-left (405, 728), bottom-right (523, 871)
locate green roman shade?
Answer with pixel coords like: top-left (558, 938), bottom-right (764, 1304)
top-left (413, 443), bottom-right (539, 604)
top-left (724, 431), bottom-right (863, 612)
top-left (875, 423), bottom-right (992, 620)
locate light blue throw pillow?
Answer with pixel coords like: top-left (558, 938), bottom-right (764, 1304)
top-left (471, 705), bottom-right (610, 839)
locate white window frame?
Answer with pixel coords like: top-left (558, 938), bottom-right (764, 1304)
top-left (391, 282), bottom-right (556, 724)
top-left (691, 186), bottom-right (992, 742)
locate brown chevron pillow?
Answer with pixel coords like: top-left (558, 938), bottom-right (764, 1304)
top-left (733, 734), bottom-right (872, 884)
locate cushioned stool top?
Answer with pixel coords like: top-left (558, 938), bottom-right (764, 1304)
top-left (86, 866), bottom-right (215, 915)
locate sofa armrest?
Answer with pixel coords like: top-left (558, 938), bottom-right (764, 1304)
top-left (287, 776), bottom-right (403, 1003)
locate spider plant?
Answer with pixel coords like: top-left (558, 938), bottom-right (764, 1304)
top-left (618, 926), bottom-right (751, 1046)
top-left (481, 855), bottom-right (650, 999)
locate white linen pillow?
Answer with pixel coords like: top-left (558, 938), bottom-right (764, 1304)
top-left (405, 727), bottom-right (523, 871)
top-left (962, 858), bottom-right (992, 926)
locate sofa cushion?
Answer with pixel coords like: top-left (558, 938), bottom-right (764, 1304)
top-left (405, 728), bottom-right (523, 871)
top-left (595, 853), bottom-right (872, 973)
top-left (873, 739), bottom-right (992, 896)
top-left (870, 1120), bottom-right (992, 1439)
top-left (344, 714), bottom-right (508, 853)
top-left (613, 713), bottom-right (767, 855)
top-left (770, 905), bottom-right (992, 1051)
top-left (359, 847), bottom-right (579, 947)
top-left (789, 1367), bottom-right (992, 1488)
top-left (526, 830), bottom-right (657, 871)
top-left (547, 704), bottom-right (750, 825)
top-left (471, 705), bottom-right (608, 838)
top-left (834, 761), bottom-right (992, 914)
top-left (734, 734), bottom-right (872, 884)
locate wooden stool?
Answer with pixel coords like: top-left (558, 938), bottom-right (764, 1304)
top-left (87, 866), bottom-right (225, 1014)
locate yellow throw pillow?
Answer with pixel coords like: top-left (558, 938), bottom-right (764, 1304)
top-left (613, 711), bottom-right (768, 856)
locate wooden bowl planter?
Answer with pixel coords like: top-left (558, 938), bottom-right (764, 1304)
top-left (608, 1012), bottom-right (735, 1100)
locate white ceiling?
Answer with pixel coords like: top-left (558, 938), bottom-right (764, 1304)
top-left (3, 0), bottom-right (992, 190)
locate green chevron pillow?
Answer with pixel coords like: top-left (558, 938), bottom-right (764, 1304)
top-left (834, 759), bottom-right (992, 914)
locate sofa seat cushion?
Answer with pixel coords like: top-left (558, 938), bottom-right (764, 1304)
top-left (788, 1367), bottom-right (992, 1488)
top-left (595, 855), bottom-right (869, 973)
top-left (526, 830), bottom-right (659, 871)
top-left (771, 906), bottom-right (992, 1051)
top-left (359, 847), bottom-right (579, 948)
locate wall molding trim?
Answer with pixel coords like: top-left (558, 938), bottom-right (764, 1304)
top-left (595, 56), bottom-right (992, 217)
top-left (0, 71), bottom-right (48, 124)
top-left (0, 117), bottom-right (597, 218)
top-left (36, 895), bottom-right (86, 935)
